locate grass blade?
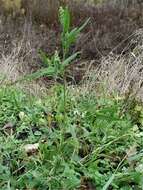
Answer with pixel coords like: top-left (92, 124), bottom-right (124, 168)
top-left (102, 174), bottom-right (115, 190)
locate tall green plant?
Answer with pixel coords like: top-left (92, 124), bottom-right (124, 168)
top-left (58, 7), bottom-right (89, 117)
top-left (21, 7), bottom-right (89, 117)
top-left (24, 7), bottom-right (89, 81)
top-left (59, 7), bottom-right (90, 59)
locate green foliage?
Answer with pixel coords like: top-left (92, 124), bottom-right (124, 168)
top-left (0, 86), bottom-right (143, 189)
top-left (20, 6), bottom-right (89, 126)
top-left (59, 6), bottom-right (90, 58)
top-left (23, 7), bottom-right (89, 81)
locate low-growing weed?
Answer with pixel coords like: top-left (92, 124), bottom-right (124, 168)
top-left (0, 85), bottom-right (142, 189)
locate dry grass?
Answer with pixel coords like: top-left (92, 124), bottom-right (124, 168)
top-left (0, 0), bottom-right (143, 60)
top-left (0, 22), bottom-right (49, 96)
top-left (0, 41), bottom-right (29, 82)
top-left (0, 0), bottom-right (143, 97)
top-left (0, 43), bottom-right (48, 96)
top-left (79, 29), bottom-right (143, 101)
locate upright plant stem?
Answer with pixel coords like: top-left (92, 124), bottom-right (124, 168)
top-left (59, 74), bottom-right (66, 149)
top-left (62, 33), bottom-right (67, 126)
top-left (63, 73), bottom-right (66, 125)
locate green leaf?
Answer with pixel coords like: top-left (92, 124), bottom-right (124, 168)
top-left (21, 67), bottom-right (56, 81)
top-left (102, 174), bottom-right (115, 190)
top-left (77, 18), bottom-right (90, 33)
top-left (53, 51), bottom-right (61, 69)
top-left (62, 52), bottom-right (80, 67)
top-left (65, 18), bottom-right (90, 46)
top-left (128, 152), bottom-right (143, 162)
top-left (39, 50), bottom-right (51, 67)
top-left (59, 6), bottom-right (70, 33)
top-left (65, 28), bottom-right (79, 46)
top-left (59, 51), bottom-right (80, 75)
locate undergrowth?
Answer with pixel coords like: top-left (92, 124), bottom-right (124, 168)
top-left (0, 86), bottom-right (143, 189)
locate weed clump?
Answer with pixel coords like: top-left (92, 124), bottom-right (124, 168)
top-left (0, 83), bottom-right (142, 189)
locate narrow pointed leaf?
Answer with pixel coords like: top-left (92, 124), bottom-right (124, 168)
top-left (77, 18), bottom-right (90, 33)
top-left (102, 174), bottom-right (115, 190)
top-left (62, 52), bottom-right (80, 67)
top-left (20, 67), bottom-right (56, 82)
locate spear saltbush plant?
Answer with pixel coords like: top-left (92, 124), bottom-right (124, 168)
top-left (24, 7), bottom-right (89, 116)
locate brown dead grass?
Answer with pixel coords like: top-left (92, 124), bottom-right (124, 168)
top-left (0, 20), bottom-right (50, 95)
top-left (79, 29), bottom-right (143, 101)
top-left (0, 0), bottom-right (143, 59)
top-left (0, 0), bottom-right (143, 97)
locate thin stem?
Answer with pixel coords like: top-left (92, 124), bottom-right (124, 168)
top-left (63, 73), bottom-right (66, 123)
top-left (59, 73), bottom-right (66, 149)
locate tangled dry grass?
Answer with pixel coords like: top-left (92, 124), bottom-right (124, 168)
top-left (0, 0), bottom-right (143, 98)
top-left (79, 29), bottom-right (143, 101)
top-left (0, 22), bottom-right (49, 95)
top-left (0, 0), bottom-right (143, 58)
